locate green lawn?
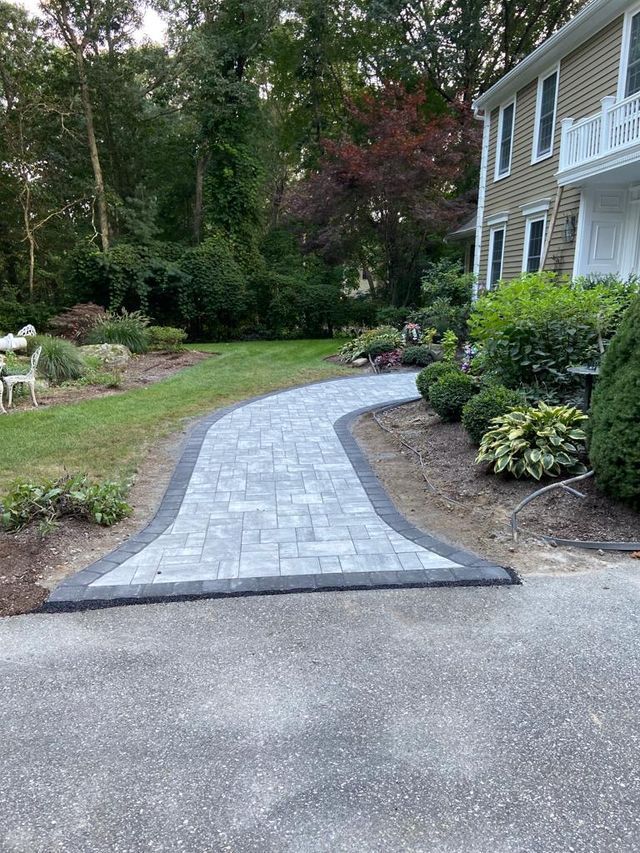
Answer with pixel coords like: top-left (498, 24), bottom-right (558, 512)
top-left (0, 340), bottom-right (348, 489)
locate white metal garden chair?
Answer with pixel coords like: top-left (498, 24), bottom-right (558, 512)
top-left (0, 356), bottom-right (5, 414)
top-left (3, 346), bottom-right (42, 409)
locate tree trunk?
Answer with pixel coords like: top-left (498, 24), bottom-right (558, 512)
top-left (74, 45), bottom-right (110, 252)
top-left (193, 148), bottom-right (210, 244)
top-left (22, 183), bottom-right (36, 300)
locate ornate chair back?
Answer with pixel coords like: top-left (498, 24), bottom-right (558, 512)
top-left (17, 325), bottom-right (37, 337)
top-left (29, 346), bottom-right (43, 379)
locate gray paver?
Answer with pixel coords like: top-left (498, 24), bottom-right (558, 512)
top-left (51, 374), bottom-right (514, 603)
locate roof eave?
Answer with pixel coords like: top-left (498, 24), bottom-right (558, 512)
top-left (473, 0), bottom-right (627, 114)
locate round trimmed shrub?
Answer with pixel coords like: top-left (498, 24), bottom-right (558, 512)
top-left (589, 295), bottom-right (640, 506)
top-left (367, 340), bottom-right (398, 360)
top-left (429, 372), bottom-right (477, 422)
top-left (27, 335), bottom-right (86, 385)
top-left (462, 385), bottom-right (524, 445)
top-left (416, 361), bottom-right (459, 401)
top-left (147, 326), bottom-right (187, 352)
top-left (402, 345), bottom-right (435, 367)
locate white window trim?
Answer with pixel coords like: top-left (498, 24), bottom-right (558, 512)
top-left (488, 225), bottom-right (507, 288)
top-left (486, 211), bottom-right (510, 227)
top-left (522, 214), bottom-right (548, 273)
top-left (520, 199), bottom-right (552, 217)
top-left (531, 63), bottom-right (560, 164)
top-left (494, 99), bottom-right (516, 181)
top-left (617, 3), bottom-right (640, 100)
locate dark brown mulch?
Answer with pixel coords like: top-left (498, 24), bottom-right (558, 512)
top-left (353, 401), bottom-right (639, 575)
top-left (6, 349), bottom-right (215, 411)
top-left (0, 430), bottom-right (181, 617)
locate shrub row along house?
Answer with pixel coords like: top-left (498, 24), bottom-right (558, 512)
top-left (472, 0), bottom-right (640, 288)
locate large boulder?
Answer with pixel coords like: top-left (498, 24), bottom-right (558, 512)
top-left (79, 343), bottom-right (131, 369)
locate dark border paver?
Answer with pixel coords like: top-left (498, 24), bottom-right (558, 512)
top-left (43, 378), bottom-right (519, 611)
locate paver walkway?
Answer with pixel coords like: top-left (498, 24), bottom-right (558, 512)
top-left (48, 374), bottom-right (514, 608)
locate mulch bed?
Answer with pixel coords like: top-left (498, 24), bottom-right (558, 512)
top-left (0, 351), bottom-right (212, 617)
top-left (5, 349), bottom-right (215, 411)
top-left (354, 400), bottom-right (639, 575)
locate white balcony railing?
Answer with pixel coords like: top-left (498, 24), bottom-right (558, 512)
top-left (559, 92), bottom-right (640, 174)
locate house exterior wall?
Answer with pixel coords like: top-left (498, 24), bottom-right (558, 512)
top-left (478, 15), bottom-right (625, 284)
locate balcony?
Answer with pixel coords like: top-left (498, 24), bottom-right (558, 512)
top-left (558, 92), bottom-right (640, 184)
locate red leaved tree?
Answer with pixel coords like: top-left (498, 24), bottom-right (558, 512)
top-left (287, 83), bottom-right (480, 306)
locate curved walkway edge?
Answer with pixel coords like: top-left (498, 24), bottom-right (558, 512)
top-left (44, 375), bottom-right (519, 612)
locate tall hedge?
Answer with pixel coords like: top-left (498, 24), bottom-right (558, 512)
top-left (589, 295), bottom-right (640, 506)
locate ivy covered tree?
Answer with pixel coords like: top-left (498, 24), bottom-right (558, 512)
top-left (0, 0), bottom-right (590, 335)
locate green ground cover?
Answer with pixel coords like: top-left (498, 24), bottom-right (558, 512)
top-left (0, 340), bottom-right (347, 489)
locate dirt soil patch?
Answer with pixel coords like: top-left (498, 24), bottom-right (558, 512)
top-left (0, 351), bottom-right (221, 615)
top-left (6, 349), bottom-right (214, 411)
top-left (0, 429), bottom-right (183, 617)
top-left (353, 400), bottom-right (640, 576)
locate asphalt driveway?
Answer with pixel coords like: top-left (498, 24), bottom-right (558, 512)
top-left (2, 567), bottom-right (640, 852)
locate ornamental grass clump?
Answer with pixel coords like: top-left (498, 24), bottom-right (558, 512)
top-left (476, 402), bottom-right (588, 479)
top-left (26, 335), bottom-right (86, 385)
top-left (87, 309), bottom-right (150, 354)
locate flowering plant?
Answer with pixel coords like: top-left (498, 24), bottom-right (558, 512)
top-left (402, 322), bottom-right (422, 345)
top-left (374, 348), bottom-right (403, 372)
top-left (461, 342), bottom-right (476, 373)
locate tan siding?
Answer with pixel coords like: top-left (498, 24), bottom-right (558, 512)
top-left (479, 15), bottom-right (625, 283)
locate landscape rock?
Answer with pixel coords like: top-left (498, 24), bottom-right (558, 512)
top-left (352, 357), bottom-right (369, 368)
top-left (79, 344), bottom-right (131, 369)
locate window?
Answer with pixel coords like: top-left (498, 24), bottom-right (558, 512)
top-left (488, 227), bottom-right (506, 286)
top-left (625, 11), bottom-right (640, 97)
top-left (524, 218), bottom-right (546, 273)
top-left (533, 69), bottom-right (559, 161)
top-left (495, 101), bottom-right (515, 179)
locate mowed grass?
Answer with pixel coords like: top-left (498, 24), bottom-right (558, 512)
top-left (0, 340), bottom-right (348, 489)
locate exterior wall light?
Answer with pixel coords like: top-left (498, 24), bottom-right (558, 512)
top-left (564, 214), bottom-right (577, 243)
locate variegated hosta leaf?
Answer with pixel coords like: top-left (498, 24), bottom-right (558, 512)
top-left (475, 402), bottom-right (588, 479)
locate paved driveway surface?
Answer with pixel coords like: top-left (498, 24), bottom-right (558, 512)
top-left (2, 567), bottom-right (640, 852)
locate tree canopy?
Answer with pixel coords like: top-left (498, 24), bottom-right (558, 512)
top-left (0, 0), bottom-right (588, 334)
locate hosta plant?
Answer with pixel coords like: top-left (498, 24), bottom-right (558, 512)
top-left (337, 326), bottom-right (402, 363)
top-left (476, 403), bottom-right (588, 479)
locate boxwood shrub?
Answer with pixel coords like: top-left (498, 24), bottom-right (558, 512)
top-left (416, 361), bottom-right (459, 401)
top-left (429, 372), bottom-right (477, 422)
top-left (402, 345), bottom-right (435, 367)
top-left (462, 385), bottom-right (524, 445)
top-left (589, 295), bottom-right (640, 506)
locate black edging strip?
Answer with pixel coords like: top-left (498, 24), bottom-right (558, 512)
top-left (42, 379), bottom-right (519, 613)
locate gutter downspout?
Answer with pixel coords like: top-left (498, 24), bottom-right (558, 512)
top-left (473, 109), bottom-right (491, 298)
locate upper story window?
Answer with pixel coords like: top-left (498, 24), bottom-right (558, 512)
top-left (533, 68), bottom-right (559, 162)
top-left (495, 101), bottom-right (515, 180)
top-left (624, 11), bottom-right (640, 97)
